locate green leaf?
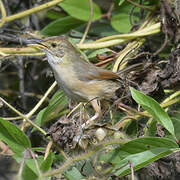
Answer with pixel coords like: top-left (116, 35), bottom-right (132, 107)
top-left (64, 167), bottom-right (83, 180)
top-left (119, 0), bottom-right (126, 6)
top-left (148, 120), bottom-right (157, 136)
top-left (14, 154), bottom-right (41, 180)
top-left (34, 107), bottom-right (47, 127)
top-left (116, 137), bottom-right (178, 157)
top-left (111, 2), bottom-right (139, 33)
top-left (14, 154), bottom-right (47, 179)
top-left (41, 90), bottom-right (68, 124)
top-left (21, 164), bottom-right (38, 180)
top-left (0, 118), bottom-right (31, 155)
top-left (80, 160), bottom-right (94, 176)
top-left (99, 137), bottom-right (178, 177)
top-left (88, 21), bottom-right (118, 37)
top-left (59, 0), bottom-right (102, 21)
top-left (171, 112), bottom-right (180, 139)
top-left (40, 152), bottom-right (54, 172)
top-left (41, 16), bottom-right (84, 36)
top-left (25, 156), bottom-right (44, 174)
top-left (111, 13), bottom-right (132, 33)
top-left (130, 87), bottom-right (175, 136)
top-left (34, 90), bottom-right (68, 127)
top-left (100, 137), bottom-right (178, 163)
top-left (147, 0), bottom-right (160, 6)
top-left (125, 120), bottom-right (138, 136)
top-left (114, 148), bottom-right (175, 177)
top-left (46, 10), bottom-right (66, 20)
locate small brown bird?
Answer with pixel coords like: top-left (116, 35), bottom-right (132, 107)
top-left (28, 37), bottom-right (122, 123)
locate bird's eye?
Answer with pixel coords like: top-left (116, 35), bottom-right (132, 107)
top-left (51, 43), bottom-right (57, 48)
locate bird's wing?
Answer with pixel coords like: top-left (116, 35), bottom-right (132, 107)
top-left (86, 68), bottom-right (120, 80)
top-left (73, 59), bottom-right (120, 81)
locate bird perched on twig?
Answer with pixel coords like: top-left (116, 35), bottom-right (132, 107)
top-left (28, 36), bottom-right (123, 124)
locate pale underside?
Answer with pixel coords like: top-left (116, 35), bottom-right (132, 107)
top-left (47, 52), bottom-right (120, 102)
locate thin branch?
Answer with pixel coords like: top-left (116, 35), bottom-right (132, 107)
top-left (129, 161), bottom-right (135, 180)
top-left (67, 102), bottom-right (82, 118)
top-left (2, 116), bottom-right (22, 121)
top-left (125, 0), bottom-right (154, 11)
top-left (17, 150), bottom-right (28, 180)
top-left (0, 0), bottom-right (7, 28)
top-left (96, 22), bottom-right (161, 42)
top-left (0, 97), bottom-right (46, 135)
top-left (29, 149), bottom-right (43, 179)
top-left (43, 139), bottom-right (129, 177)
top-left (26, 81), bottom-right (57, 118)
top-left (162, 90), bottom-right (180, 104)
top-left (0, 22), bottom-right (160, 56)
top-left (5, 0), bottom-right (65, 23)
top-left (44, 140), bottom-right (53, 160)
top-left (79, 0), bottom-right (93, 44)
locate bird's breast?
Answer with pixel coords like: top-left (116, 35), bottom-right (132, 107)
top-left (49, 63), bottom-right (120, 102)
top-left (49, 63), bottom-right (87, 101)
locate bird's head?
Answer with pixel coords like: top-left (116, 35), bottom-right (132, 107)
top-left (28, 36), bottom-right (76, 64)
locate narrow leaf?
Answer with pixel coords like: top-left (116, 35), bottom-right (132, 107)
top-left (41, 90), bottom-right (68, 124)
top-left (130, 87), bottom-right (175, 136)
top-left (99, 137), bottom-right (178, 164)
top-left (0, 118), bottom-right (31, 155)
top-left (114, 148), bottom-right (175, 177)
top-left (99, 137), bottom-right (178, 177)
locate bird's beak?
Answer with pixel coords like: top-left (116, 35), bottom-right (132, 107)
top-left (26, 38), bottom-right (48, 50)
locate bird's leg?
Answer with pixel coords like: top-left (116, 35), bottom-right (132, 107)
top-left (90, 99), bottom-right (101, 120)
top-left (81, 99), bottom-right (101, 128)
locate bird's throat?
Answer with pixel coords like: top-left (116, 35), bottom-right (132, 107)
top-left (46, 52), bottom-right (64, 65)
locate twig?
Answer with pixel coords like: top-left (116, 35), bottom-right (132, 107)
top-left (3, 116), bottom-right (22, 121)
top-left (113, 39), bottom-right (145, 72)
top-left (0, 89), bottom-right (49, 101)
top-left (17, 56), bottom-right (26, 109)
top-left (153, 33), bottom-right (168, 56)
top-left (0, 97), bottom-right (46, 135)
top-left (0, 22), bottom-right (160, 56)
top-left (95, 57), bottom-right (114, 66)
top-left (125, 0), bottom-right (154, 11)
top-left (17, 150), bottom-right (28, 180)
top-left (67, 102), bottom-right (82, 118)
top-left (96, 22), bottom-right (160, 42)
top-left (0, 140), bottom-right (13, 155)
top-left (0, 47), bottom-right (44, 56)
top-left (26, 81), bottom-right (57, 118)
top-left (129, 161), bottom-right (134, 180)
top-left (43, 139), bottom-right (129, 177)
top-left (29, 149), bottom-right (43, 179)
top-left (44, 140), bottom-right (53, 160)
top-left (4, 0), bottom-right (65, 23)
top-left (0, 0), bottom-right (6, 28)
top-left (162, 90), bottom-right (180, 104)
top-left (79, 0), bottom-right (93, 44)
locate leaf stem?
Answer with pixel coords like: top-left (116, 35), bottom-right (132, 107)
top-left (43, 139), bottom-right (129, 177)
top-left (26, 81), bottom-right (57, 118)
top-left (0, 0), bottom-right (6, 28)
top-left (125, 0), bottom-right (154, 11)
top-left (79, 0), bottom-right (93, 44)
top-left (5, 0), bottom-right (65, 23)
top-left (0, 97), bottom-right (46, 135)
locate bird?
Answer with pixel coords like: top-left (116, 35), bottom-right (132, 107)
top-left (28, 36), bottom-right (122, 125)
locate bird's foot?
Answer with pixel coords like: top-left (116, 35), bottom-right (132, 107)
top-left (81, 112), bottom-right (100, 129)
